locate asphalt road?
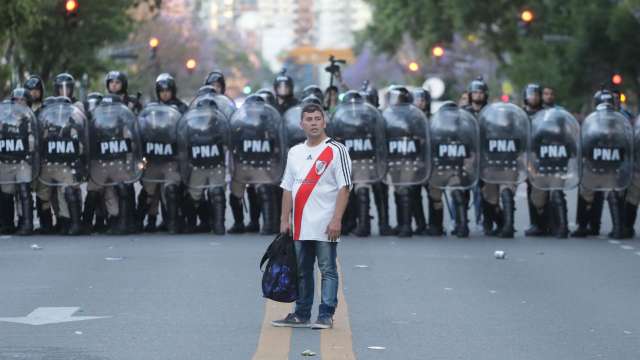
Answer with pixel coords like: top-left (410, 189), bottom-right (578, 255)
top-left (0, 188), bottom-right (639, 360)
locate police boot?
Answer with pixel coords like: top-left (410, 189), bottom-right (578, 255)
top-left (228, 194), bottom-right (245, 234)
top-left (608, 192), bottom-right (624, 239)
top-left (15, 184), bottom-right (33, 236)
top-left (525, 193), bottom-right (547, 236)
top-left (451, 190), bottom-right (469, 238)
top-left (352, 187), bottom-right (371, 237)
top-left (36, 198), bottom-right (54, 234)
top-left (164, 185), bottom-right (180, 234)
top-left (551, 191), bottom-right (568, 238)
top-left (481, 198), bottom-right (498, 236)
top-left (245, 186), bottom-right (260, 233)
top-left (372, 182), bottom-right (395, 236)
top-left (589, 192), bottom-right (604, 236)
top-left (0, 192), bottom-right (15, 234)
top-left (570, 195), bottom-right (590, 237)
top-left (81, 191), bottom-right (99, 232)
top-left (64, 187), bottom-right (84, 236)
top-left (145, 216), bottom-right (158, 233)
top-left (195, 198), bottom-right (212, 233)
top-left (497, 189), bottom-right (515, 238)
top-left (136, 188), bottom-right (148, 231)
top-left (342, 192), bottom-right (357, 235)
top-left (208, 187), bottom-right (226, 235)
top-left (424, 200), bottom-right (445, 236)
top-left (412, 186), bottom-right (427, 235)
top-left (181, 195), bottom-right (198, 233)
top-left (258, 185), bottom-right (278, 236)
top-left (623, 201), bottom-right (638, 239)
top-left (395, 187), bottom-right (413, 238)
top-left (116, 183), bottom-right (132, 235)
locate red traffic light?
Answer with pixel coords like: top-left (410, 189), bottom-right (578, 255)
top-left (501, 94), bottom-right (510, 103)
top-left (65, 0), bottom-right (78, 13)
top-left (612, 74), bottom-right (623, 86)
top-left (432, 46), bottom-right (445, 58)
top-left (521, 10), bottom-right (534, 23)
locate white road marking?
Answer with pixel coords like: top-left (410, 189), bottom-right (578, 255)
top-left (620, 245), bottom-right (635, 250)
top-left (608, 240), bottom-right (621, 245)
top-left (0, 307), bottom-right (110, 326)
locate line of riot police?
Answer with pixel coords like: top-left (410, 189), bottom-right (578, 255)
top-left (0, 71), bottom-right (637, 240)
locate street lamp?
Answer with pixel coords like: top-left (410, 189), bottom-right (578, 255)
top-left (408, 62), bottom-right (420, 72)
top-left (186, 58), bottom-right (197, 74)
top-left (431, 46), bottom-right (445, 58)
top-left (149, 37), bottom-right (159, 60)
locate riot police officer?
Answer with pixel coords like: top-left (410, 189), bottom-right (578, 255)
top-left (155, 73), bottom-right (188, 114)
top-left (24, 75), bottom-right (52, 233)
top-left (360, 83), bottom-right (395, 236)
top-left (203, 70), bottom-right (226, 95)
top-left (521, 83), bottom-right (557, 237)
top-left (178, 98), bottom-right (228, 235)
top-left (273, 70), bottom-right (299, 115)
top-left (0, 92), bottom-right (38, 235)
top-left (571, 90), bottom-right (613, 237)
top-left (465, 78), bottom-right (492, 237)
top-left (412, 88), bottom-right (439, 235)
top-left (106, 71), bottom-right (142, 114)
top-left (38, 82), bottom-right (87, 235)
top-left (383, 86), bottom-right (430, 238)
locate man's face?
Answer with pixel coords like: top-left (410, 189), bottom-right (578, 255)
top-left (527, 93), bottom-right (541, 108)
top-left (108, 80), bottom-right (123, 94)
top-left (29, 89), bottom-right (41, 102)
top-left (471, 91), bottom-right (485, 104)
top-left (300, 110), bottom-right (326, 138)
top-left (159, 89), bottom-right (172, 102)
top-left (414, 98), bottom-right (427, 111)
top-left (277, 82), bottom-right (291, 97)
top-left (212, 82), bottom-right (223, 94)
top-left (543, 88), bottom-right (555, 106)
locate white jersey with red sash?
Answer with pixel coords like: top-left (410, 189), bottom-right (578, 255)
top-left (280, 138), bottom-right (352, 241)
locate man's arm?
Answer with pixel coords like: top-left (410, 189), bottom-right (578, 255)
top-left (325, 186), bottom-right (350, 241)
top-left (280, 190), bottom-right (293, 234)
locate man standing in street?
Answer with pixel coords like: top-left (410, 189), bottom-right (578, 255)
top-left (272, 103), bottom-right (352, 330)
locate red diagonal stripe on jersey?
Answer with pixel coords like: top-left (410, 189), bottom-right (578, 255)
top-left (293, 146), bottom-right (334, 240)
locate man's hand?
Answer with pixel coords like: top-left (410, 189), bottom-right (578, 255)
top-left (280, 218), bottom-right (291, 235)
top-left (325, 218), bottom-right (342, 242)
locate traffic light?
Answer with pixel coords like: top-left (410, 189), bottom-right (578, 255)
top-left (149, 37), bottom-right (159, 60)
top-left (501, 94), bottom-right (511, 103)
top-left (620, 92), bottom-right (627, 103)
top-left (431, 46), bottom-right (445, 58)
top-left (65, 0), bottom-right (78, 17)
top-left (408, 61), bottom-right (420, 72)
top-left (186, 58), bottom-right (197, 74)
top-left (612, 73), bottom-right (623, 86)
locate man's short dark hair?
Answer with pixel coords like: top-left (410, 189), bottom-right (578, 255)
top-left (301, 103), bottom-right (325, 120)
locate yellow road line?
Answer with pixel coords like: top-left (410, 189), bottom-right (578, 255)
top-left (320, 261), bottom-right (356, 360)
top-left (252, 300), bottom-right (293, 360)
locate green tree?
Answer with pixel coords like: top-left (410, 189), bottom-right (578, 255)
top-left (0, 0), bottom-right (161, 95)
top-left (362, 0), bottom-right (640, 111)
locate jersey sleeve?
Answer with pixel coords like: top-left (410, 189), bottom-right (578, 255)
top-left (332, 144), bottom-right (352, 190)
top-left (280, 150), bottom-right (295, 191)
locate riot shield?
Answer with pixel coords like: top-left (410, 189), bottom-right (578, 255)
top-left (331, 100), bottom-right (387, 184)
top-left (528, 108), bottom-right (580, 190)
top-left (178, 105), bottom-right (229, 189)
top-left (581, 105), bottom-right (633, 191)
top-left (283, 105), bottom-right (306, 151)
top-left (382, 103), bottom-right (430, 185)
top-left (137, 103), bottom-right (182, 183)
top-left (0, 101), bottom-right (39, 184)
top-left (88, 96), bottom-right (143, 186)
top-left (38, 98), bottom-right (87, 186)
top-left (429, 102), bottom-right (479, 189)
top-left (479, 102), bottom-right (529, 184)
top-left (229, 98), bottom-right (284, 184)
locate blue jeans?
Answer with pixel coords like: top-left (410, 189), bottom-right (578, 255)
top-left (293, 241), bottom-right (338, 320)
